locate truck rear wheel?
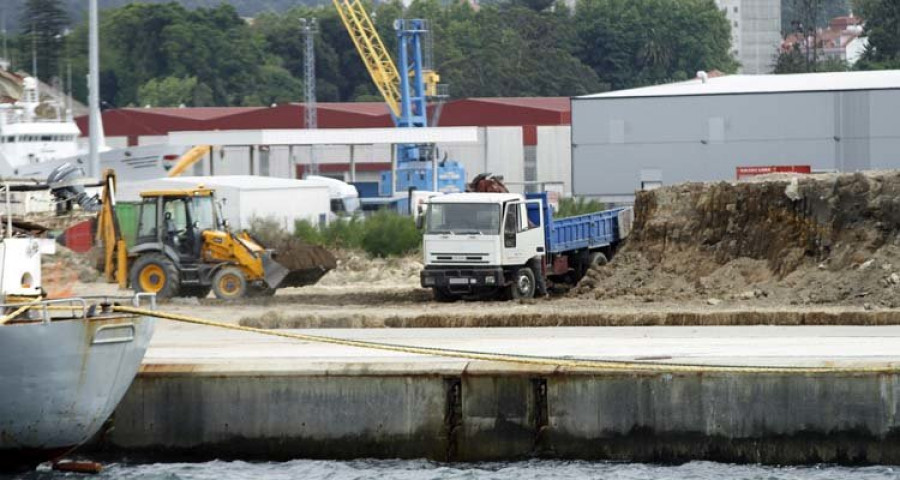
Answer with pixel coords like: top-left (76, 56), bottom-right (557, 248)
top-left (212, 267), bottom-right (248, 300)
top-left (589, 252), bottom-right (608, 267)
top-left (509, 267), bottom-right (536, 300)
top-left (131, 253), bottom-right (180, 299)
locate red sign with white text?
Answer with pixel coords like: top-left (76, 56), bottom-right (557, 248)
top-left (736, 165), bottom-right (811, 180)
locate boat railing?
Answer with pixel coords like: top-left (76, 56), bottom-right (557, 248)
top-left (0, 292), bottom-right (157, 323)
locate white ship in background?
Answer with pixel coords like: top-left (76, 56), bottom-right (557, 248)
top-left (0, 64), bottom-right (188, 190)
top-left (0, 76), bottom-right (82, 175)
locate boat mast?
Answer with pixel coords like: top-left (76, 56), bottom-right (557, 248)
top-left (88, 0), bottom-right (101, 177)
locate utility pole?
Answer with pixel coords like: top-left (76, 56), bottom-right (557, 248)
top-left (300, 18), bottom-right (318, 176)
top-left (88, 0), bottom-right (101, 178)
top-left (31, 21), bottom-right (38, 80)
top-left (1, 7), bottom-right (8, 71)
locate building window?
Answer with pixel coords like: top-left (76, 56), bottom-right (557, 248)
top-left (733, 20), bottom-right (739, 27)
top-left (733, 6), bottom-right (738, 13)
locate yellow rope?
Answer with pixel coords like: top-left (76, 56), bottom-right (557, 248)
top-left (111, 305), bottom-right (900, 375)
top-left (0, 301), bottom-right (39, 325)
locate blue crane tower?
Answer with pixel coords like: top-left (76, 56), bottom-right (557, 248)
top-left (333, 1), bottom-right (466, 202)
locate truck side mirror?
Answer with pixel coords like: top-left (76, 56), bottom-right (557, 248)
top-left (415, 214), bottom-right (424, 230)
top-left (222, 219), bottom-right (230, 230)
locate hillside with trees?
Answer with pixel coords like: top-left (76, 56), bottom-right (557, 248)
top-left (4, 0), bottom-right (739, 107)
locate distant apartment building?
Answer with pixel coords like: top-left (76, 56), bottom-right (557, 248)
top-left (715, 0), bottom-right (782, 74)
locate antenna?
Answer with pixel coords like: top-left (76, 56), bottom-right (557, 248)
top-left (300, 17), bottom-right (319, 176)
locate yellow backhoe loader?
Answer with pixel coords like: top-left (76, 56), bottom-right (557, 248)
top-left (96, 170), bottom-right (336, 299)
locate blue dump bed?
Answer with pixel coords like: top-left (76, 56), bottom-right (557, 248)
top-left (526, 192), bottom-right (630, 254)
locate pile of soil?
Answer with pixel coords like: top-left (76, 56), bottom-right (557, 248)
top-left (270, 237), bottom-right (337, 272)
top-left (41, 245), bottom-right (101, 298)
top-left (318, 250), bottom-right (424, 287)
top-left (576, 171), bottom-right (900, 307)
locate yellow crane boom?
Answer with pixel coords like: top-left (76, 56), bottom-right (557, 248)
top-left (333, 0), bottom-right (402, 117)
top-left (167, 145), bottom-right (212, 177)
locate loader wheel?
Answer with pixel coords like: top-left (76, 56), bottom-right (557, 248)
top-left (212, 267), bottom-right (247, 300)
top-left (131, 253), bottom-right (180, 299)
top-left (508, 267), bottom-right (536, 300)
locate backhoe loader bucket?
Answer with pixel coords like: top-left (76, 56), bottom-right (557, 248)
top-left (261, 242), bottom-right (337, 289)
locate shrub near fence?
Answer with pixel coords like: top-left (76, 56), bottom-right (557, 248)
top-left (289, 211), bottom-right (421, 258)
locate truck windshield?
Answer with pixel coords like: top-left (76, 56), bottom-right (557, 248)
top-left (426, 203), bottom-right (501, 235)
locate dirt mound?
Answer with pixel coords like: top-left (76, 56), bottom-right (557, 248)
top-left (576, 171), bottom-right (900, 307)
top-left (271, 237), bottom-right (337, 272)
top-left (41, 245), bottom-right (101, 298)
top-left (318, 251), bottom-right (424, 287)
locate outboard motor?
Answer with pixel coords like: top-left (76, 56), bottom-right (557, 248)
top-left (47, 163), bottom-right (101, 213)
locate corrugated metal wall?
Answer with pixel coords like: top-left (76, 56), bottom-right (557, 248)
top-left (572, 89), bottom-right (900, 203)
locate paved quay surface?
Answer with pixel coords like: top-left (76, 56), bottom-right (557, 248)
top-left (144, 323), bottom-right (900, 371)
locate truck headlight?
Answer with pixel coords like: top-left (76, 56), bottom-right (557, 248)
top-left (485, 276), bottom-right (495, 285)
top-left (423, 277), bottom-right (435, 286)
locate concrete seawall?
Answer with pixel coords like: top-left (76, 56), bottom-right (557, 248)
top-left (101, 367), bottom-right (900, 464)
top-left (94, 326), bottom-right (900, 464)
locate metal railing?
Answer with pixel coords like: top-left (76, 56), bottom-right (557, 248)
top-left (0, 292), bottom-right (156, 324)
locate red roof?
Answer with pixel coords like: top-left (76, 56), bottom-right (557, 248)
top-left (465, 97), bottom-right (571, 112)
top-left (123, 106), bottom-right (265, 120)
top-left (76, 97), bottom-right (571, 137)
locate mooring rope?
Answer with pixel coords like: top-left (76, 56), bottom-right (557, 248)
top-left (110, 305), bottom-right (900, 375)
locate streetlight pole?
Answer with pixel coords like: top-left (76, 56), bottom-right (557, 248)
top-left (88, 0), bottom-right (101, 178)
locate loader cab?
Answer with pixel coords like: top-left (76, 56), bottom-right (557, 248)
top-left (135, 188), bottom-right (218, 263)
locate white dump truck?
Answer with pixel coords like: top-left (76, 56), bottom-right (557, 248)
top-left (419, 192), bottom-right (632, 301)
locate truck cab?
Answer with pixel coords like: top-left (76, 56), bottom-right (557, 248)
top-left (420, 193), bottom-right (546, 301)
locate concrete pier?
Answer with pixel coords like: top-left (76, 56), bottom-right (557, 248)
top-left (97, 325), bottom-right (900, 464)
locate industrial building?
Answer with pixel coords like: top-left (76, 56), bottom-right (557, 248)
top-left (75, 98), bottom-right (573, 195)
top-left (571, 70), bottom-right (900, 203)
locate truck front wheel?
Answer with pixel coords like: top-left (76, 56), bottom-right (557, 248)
top-left (509, 267), bottom-right (536, 300)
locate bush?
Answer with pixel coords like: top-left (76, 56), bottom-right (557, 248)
top-left (248, 217), bottom-right (292, 245)
top-left (361, 211), bottom-right (422, 257)
top-left (556, 197), bottom-right (606, 218)
top-left (289, 212), bottom-right (421, 257)
top-left (292, 219), bottom-right (324, 246)
top-left (321, 216), bottom-right (366, 250)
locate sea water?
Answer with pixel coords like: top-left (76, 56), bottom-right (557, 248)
top-left (6, 459), bottom-right (899, 480)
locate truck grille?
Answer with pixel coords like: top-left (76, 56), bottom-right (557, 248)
top-left (430, 253), bottom-right (489, 264)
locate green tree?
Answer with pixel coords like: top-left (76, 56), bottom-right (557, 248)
top-left (19, 0), bottom-right (69, 81)
top-left (574, 0), bottom-right (737, 90)
top-left (856, 0), bottom-right (900, 70)
top-left (137, 75), bottom-right (197, 107)
top-left (249, 64), bottom-right (305, 106)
